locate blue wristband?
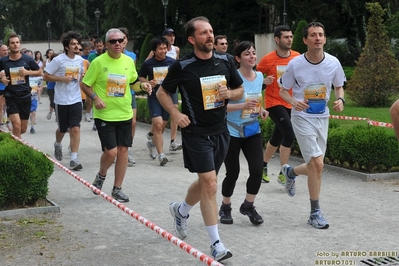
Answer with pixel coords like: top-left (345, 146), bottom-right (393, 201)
top-left (90, 93), bottom-right (97, 100)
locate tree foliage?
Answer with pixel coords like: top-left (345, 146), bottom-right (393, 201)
top-left (346, 2), bottom-right (399, 107)
top-left (291, 20), bottom-right (307, 54)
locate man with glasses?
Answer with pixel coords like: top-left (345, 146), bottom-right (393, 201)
top-left (214, 35), bottom-right (228, 53)
top-left (81, 28), bottom-right (151, 203)
top-left (44, 31), bottom-right (84, 171)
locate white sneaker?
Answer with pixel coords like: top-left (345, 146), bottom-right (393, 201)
top-left (159, 153), bottom-right (168, 166)
top-left (169, 140), bottom-right (182, 151)
top-left (128, 155), bottom-right (135, 166)
top-left (210, 240), bottom-right (232, 262)
top-left (146, 140), bottom-right (157, 159)
top-left (85, 113), bottom-right (91, 122)
top-left (0, 123), bottom-right (7, 132)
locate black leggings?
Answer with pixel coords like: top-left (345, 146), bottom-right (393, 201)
top-left (222, 133), bottom-right (263, 197)
top-left (267, 105), bottom-right (295, 148)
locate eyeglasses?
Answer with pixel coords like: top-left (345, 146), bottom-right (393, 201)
top-left (219, 42), bottom-right (228, 45)
top-left (107, 38), bottom-right (124, 44)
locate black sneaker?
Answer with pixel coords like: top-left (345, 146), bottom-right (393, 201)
top-left (92, 173), bottom-right (105, 195)
top-left (239, 204), bottom-right (264, 225)
top-left (219, 205), bottom-right (233, 224)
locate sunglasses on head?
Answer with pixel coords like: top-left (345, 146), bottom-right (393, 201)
top-left (108, 38), bottom-right (124, 44)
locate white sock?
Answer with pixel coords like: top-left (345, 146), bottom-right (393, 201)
top-left (70, 152), bottom-right (78, 161)
top-left (206, 224), bottom-right (220, 245)
top-left (178, 200), bottom-right (193, 217)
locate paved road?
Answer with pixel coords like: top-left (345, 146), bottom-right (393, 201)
top-left (1, 95), bottom-right (399, 266)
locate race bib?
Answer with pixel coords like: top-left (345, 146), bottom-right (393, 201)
top-left (106, 73), bottom-right (126, 97)
top-left (304, 83), bottom-right (327, 114)
top-left (10, 67), bottom-right (25, 85)
top-left (153, 66), bottom-right (168, 84)
top-left (242, 91), bottom-right (262, 118)
top-left (200, 75), bottom-right (226, 110)
top-left (276, 65), bottom-right (287, 88)
top-left (65, 64), bottom-right (80, 80)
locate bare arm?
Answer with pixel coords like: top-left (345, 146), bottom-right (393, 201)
top-left (157, 86), bottom-right (190, 128)
top-left (279, 87), bottom-right (309, 111)
top-left (43, 72), bottom-right (73, 83)
top-left (332, 86), bottom-right (345, 112)
top-left (219, 84), bottom-right (244, 101)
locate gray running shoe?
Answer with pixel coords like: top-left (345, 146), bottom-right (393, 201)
top-left (308, 210), bottom-right (329, 229)
top-left (128, 155), bottom-right (135, 166)
top-left (210, 240), bottom-right (233, 262)
top-left (46, 112), bottom-right (52, 120)
top-left (281, 164), bottom-right (296, 197)
top-left (70, 160), bottom-right (82, 171)
top-left (30, 127), bottom-right (36, 134)
top-left (169, 140), bottom-right (182, 151)
top-left (112, 187), bottom-right (129, 202)
top-left (146, 140), bottom-right (157, 159)
top-left (169, 202), bottom-right (188, 239)
top-left (159, 153), bottom-right (168, 166)
top-left (92, 123), bottom-right (97, 131)
top-left (92, 173), bottom-right (105, 195)
top-left (54, 142), bottom-right (63, 161)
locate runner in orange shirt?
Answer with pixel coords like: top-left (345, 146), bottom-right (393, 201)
top-left (256, 25), bottom-right (300, 184)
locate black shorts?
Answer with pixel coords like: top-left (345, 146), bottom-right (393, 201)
top-left (55, 102), bottom-right (82, 133)
top-left (47, 89), bottom-right (55, 109)
top-left (95, 118), bottom-right (132, 151)
top-left (5, 95), bottom-right (31, 120)
top-left (0, 90), bottom-right (5, 96)
top-left (182, 131), bottom-right (230, 174)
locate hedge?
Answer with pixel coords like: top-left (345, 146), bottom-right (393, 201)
top-left (0, 133), bottom-right (54, 207)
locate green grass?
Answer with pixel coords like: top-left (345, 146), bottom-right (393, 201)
top-left (328, 96), bottom-right (393, 129)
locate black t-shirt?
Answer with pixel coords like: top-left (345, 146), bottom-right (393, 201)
top-left (0, 53), bottom-right (40, 98)
top-left (161, 51), bottom-right (243, 136)
top-left (138, 56), bottom-right (175, 98)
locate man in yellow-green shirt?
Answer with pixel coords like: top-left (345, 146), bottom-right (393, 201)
top-left (81, 28), bottom-right (151, 203)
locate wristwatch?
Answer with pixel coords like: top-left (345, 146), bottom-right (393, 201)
top-left (338, 97), bottom-right (345, 105)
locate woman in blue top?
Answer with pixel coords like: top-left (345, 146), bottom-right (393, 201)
top-left (219, 41), bottom-right (268, 225)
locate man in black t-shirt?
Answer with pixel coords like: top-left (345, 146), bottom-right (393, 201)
top-left (157, 16), bottom-right (243, 262)
top-left (0, 33), bottom-right (42, 137)
top-left (139, 37), bottom-right (175, 166)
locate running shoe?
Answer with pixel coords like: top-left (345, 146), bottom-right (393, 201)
top-left (92, 173), bottom-right (105, 195)
top-left (239, 204), bottom-right (264, 225)
top-left (169, 202), bottom-right (188, 239)
top-left (169, 140), bottom-right (182, 151)
top-left (262, 166), bottom-right (270, 183)
top-left (219, 205), bottom-right (233, 224)
top-left (210, 240), bottom-right (232, 262)
top-left (112, 187), bottom-right (129, 202)
top-left (281, 164), bottom-right (296, 197)
top-left (54, 142), bottom-right (63, 161)
top-left (308, 210), bottom-right (329, 229)
top-left (147, 140), bottom-right (157, 159)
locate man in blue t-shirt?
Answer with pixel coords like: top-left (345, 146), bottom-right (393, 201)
top-left (139, 36), bottom-right (175, 166)
top-left (0, 34), bottom-right (42, 137)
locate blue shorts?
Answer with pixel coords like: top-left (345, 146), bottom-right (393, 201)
top-left (131, 94), bottom-right (137, 109)
top-left (30, 99), bottom-right (38, 112)
top-left (148, 96), bottom-right (170, 121)
top-left (182, 131), bottom-right (230, 174)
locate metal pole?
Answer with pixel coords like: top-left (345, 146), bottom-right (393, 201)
top-left (96, 18), bottom-right (99, 37)
top-left (283, 0), bottom-right (287, 25)
top-left (164, 5), bottom-right (167, 29)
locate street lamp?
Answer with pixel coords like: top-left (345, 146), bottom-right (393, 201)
top-left (46, 19), bottom-right (51, 49)
top-left (283, 0), bottom-right (287, 25)
top-left (94, 8), bottom-right (101, 37)
top-left (161, 0), bottom-right (169, 30)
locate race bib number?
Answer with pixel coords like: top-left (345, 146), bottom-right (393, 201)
top-left (10, 67), bottom-right (25, 85)
top-left (106, 73), bottom-right (126, 97)
top-left (65, 64), bottom-right (80, 80)
top-left (153, 66), bottom-right (168, 84)
top-left (242, 91), bottom-right (262, 118)
top-left (200, 75), bottom-right (226, 110)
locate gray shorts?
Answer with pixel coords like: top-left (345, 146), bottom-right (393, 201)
top-left (291, 116), bottom-right (328, 164)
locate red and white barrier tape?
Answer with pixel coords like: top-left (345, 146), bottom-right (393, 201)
top-left (329, 115), bottom-right (394, 128)
top-left (5, 132), bottom-right (223, 266)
